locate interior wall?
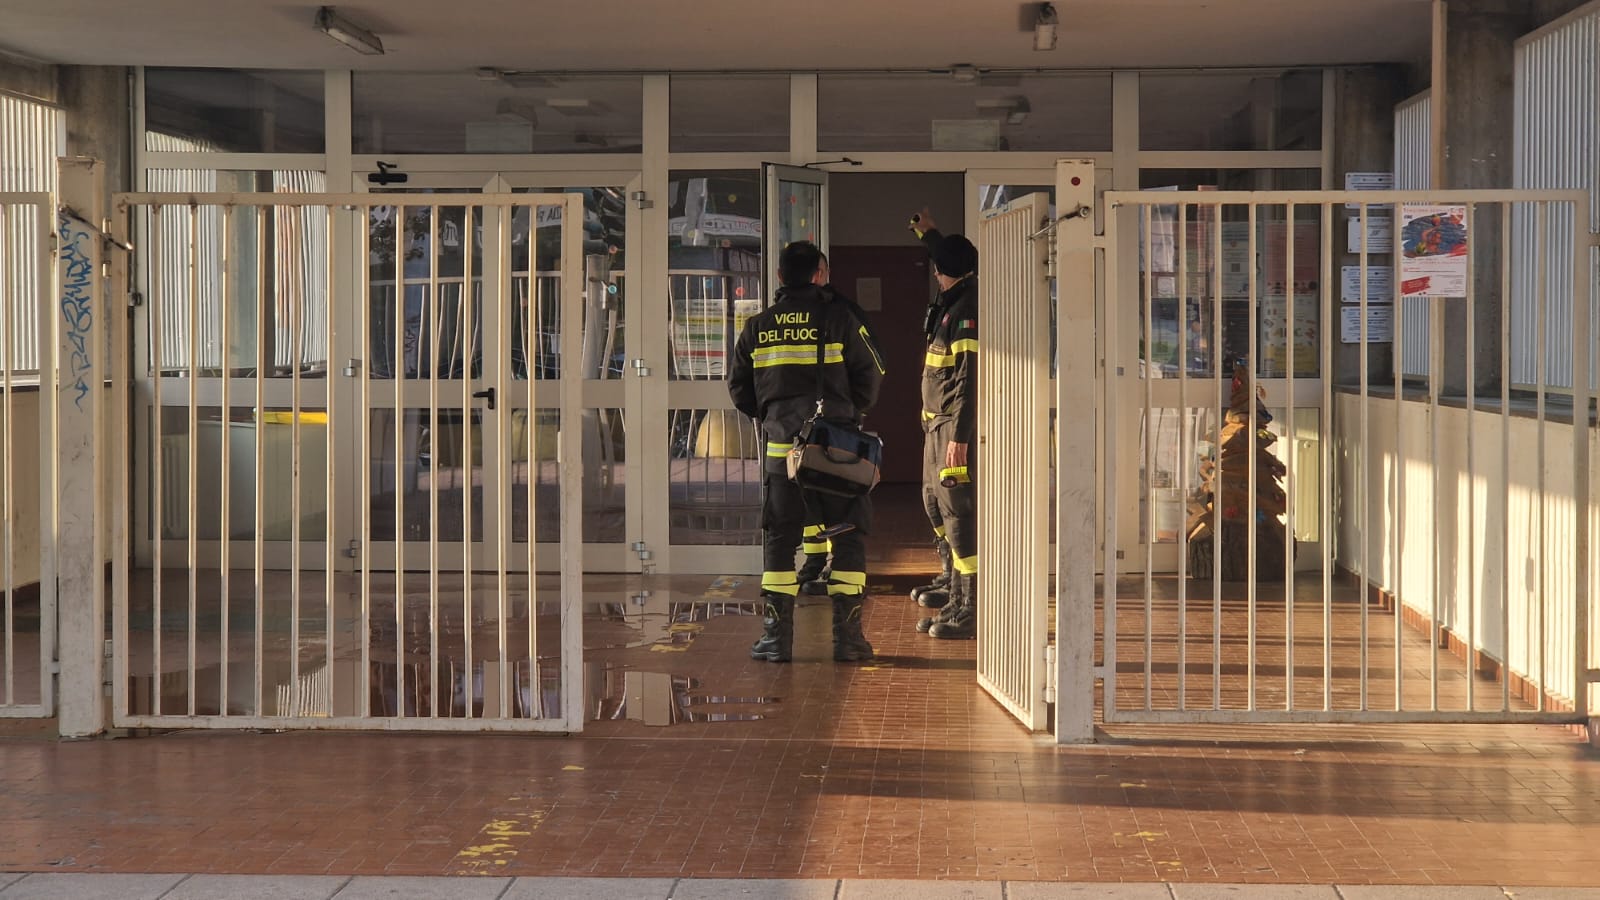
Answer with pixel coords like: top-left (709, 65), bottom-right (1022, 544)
top-left (828, 171), bottom-right (965, 246)
top-left (1333, 391), bottom-right (1598, 712)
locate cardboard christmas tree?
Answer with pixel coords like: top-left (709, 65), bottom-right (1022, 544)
top-left (1185, 359), bottom-right (1293, 581)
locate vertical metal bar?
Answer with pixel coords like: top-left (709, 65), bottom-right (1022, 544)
top-left (1142, 206), bottom-right (1154, 711)
top-left (1102, 202), bottom-right (1120, 720)
top-left (1359, 202), bottom-right (1372, 712)
top-left (1429, 224), bottom-right (1445, 713)
top-left (463, 202), bottom-right (475, 719)
top-left (151, 207), bottom-right (165, 717)
top-left (186, 205), bottom-right (200, 717)
top-left (324, 204), bottom-right (336, 718)
top-left (393, 203), bottom-right (405, 720)
top-left (1285, 201), bottom-right (1296, 710)
top-left (1, 203), bottom-right (11, 708)
top-left (253, 210), bottom-right (265, 718)
top-left (1177, 201), bottom-right (1189, 711)
top-left (534, 227), bottom-right (547, 717)
top-left (1569, 199), bottom-right (1592, 724)
top-left (497, 201), bottom-right (512, 719)
top-left (1247, 202), bottom-right (1259, 711)
top-left (1534, 205), bottom-right (1547, 711)
top-left (219, 205), bottom-right (233, 714)
top-left (291, 201), bottom-right (305, 719)
top-left (111, 201), bottom-right (132, 723)
top-left (428, 205), bottom-right (440, 717)
top-left (1392, 200), bottom-right (1405, 713)
top-left (1500, 201), bottom-right (1513, 713)
top-left (558, 192), bottom-right (585, 728)
top-left (1320, 202), bottom-right (1334, 712)
top-left (1213, 202), bottom-right (1224, 709)
top-left (1465, 202), bottom-right (1477, 712)
top-left (359, 204), bottom-right (371, 718)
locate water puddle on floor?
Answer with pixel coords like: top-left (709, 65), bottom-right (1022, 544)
top-left (590, 667), bottom-right (779, 726)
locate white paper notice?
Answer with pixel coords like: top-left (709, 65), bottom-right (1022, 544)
top-left (1347, 216), bottom-right (1394, 254)
top-left (1344, 172), bottom-right (1395, 210)
top-left (1340, 305), bottom-right (1393, 343)
top-left (1397, 204), bottom-right (1470, 298)
top-left (1341, 265), bottom-right (1394, 302)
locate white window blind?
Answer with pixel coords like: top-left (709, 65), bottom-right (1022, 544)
top-left (0, 92), bottom-right (64, 375)
top-left (1512, 4), bottom-right (1600, 390)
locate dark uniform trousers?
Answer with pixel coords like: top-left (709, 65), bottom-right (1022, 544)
top-left (922, 418), bottom-right (977, 579)
top-left (761, 473), bottom-right (870, 598)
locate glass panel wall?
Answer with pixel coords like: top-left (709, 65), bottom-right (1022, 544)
top-left (819, 72), bottom-right (1112, 152)
top-left (145, 68), bottom-right (325, 153)
top-left (1140, 70), bottom-right (1323, 151)
top-left (353, 73), bottom-right (643, 154)
top-left (671, 75), bottom-right (788, 152)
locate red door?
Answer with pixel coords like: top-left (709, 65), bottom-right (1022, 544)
top-left (826, 245), bottom-right (931, 485)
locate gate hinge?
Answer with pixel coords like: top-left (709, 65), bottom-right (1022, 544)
top-left (632, 358), bottom-right (651, 378)
top-left (1044, 644), bottom-right (1058, 704)
top-left (631, 191), bottom-right (653, 210)
top-left (343, 539), bottom-right (360, 560)
top-left (342, 358), bottom-right (362, 378)
top-left (630, 540), bottom-right (652, 561)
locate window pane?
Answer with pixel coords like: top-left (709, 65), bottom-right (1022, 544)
top-left (819, 72), bottom-right (1111, 152)
top-left (1137, 170), bottom-right (1323, 379)
top-left (667, 408), bottom-right (761, 546)
top-left (667, 171), bottom-right (762, 381)
top-left (354, 73), bottom-right (642, 154)
top-left (142, 170), bottom-right (329, 378)
top-left (671, 75), bottom-right (788, 152)
top-left (1140, 70), bottom-right (1322, 151)
top-left (145, 69), bottom-right (324, 153)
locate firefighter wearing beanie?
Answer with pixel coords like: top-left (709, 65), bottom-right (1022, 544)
top-left (907, 208), bottom-right (978, 639)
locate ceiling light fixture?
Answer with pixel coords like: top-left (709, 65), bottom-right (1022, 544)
top-left (1033, 2), bottom-right (1059, 52)
top-left (315, 7), bottom-right (385, 56)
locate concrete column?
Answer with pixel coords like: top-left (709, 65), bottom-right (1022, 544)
top-left (1439, 0), bottom-right (1537, 395)
top-left (1329, 67), bottom-right (1406, 387)
top-left (55, 158), bottom-right (107, 738)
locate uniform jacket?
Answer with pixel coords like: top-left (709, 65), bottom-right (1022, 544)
top-left (918, 230), bottom-right (979, 445)
top-left (728, 284), bottom-right (886, 471)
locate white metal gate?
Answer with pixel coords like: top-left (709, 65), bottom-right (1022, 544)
top-left (1092, 188), bottom-right (1595, 725)
top-left (110, 191), bottom-right (587, 731)
top-left (976, 192), bottom-right (1052, 731)
top-left (0, 193), bottom-right (54, 718)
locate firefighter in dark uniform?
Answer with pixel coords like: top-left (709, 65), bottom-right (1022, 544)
top-left (796, 251), bottom-right (880, 595)
top-left (909, 209), bottom-right (979, 639)
top-left (729, 241), bottom-right (886, 663)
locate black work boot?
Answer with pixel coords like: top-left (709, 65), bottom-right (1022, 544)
top-left (798, 553), bottom-right (830, 596)
top-left (831, 595), bottom-right (875, 662)
top-left (929, 574), bottom-right (977, 640)
top-left (916, 570), bottom-right (963, 633)
top-left (909, 538), bottom-right (953, 607)
top-left (750, 592), bottom-right (794, 662)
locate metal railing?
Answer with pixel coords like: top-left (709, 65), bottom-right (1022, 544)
top-left (113, 191), bottom-right (586, 732)
top-left (1098, 188), bottom-right (1594, 724)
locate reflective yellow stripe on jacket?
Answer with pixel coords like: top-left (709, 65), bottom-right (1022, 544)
top-left (924, 338), bottom-right (978, 369)
top-left (753, 342), bottom-right (844, 368)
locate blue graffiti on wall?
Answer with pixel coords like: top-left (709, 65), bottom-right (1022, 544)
top-left (58, 212), bottom-right (94, 410)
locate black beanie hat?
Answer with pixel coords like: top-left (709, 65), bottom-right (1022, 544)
top-left (932, 234), bottom-right (978, 278)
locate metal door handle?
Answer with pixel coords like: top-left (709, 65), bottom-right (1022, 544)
top-left (472, 387), bottom-right (496, 410)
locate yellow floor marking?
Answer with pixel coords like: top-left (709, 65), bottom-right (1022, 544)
top-left (451, 807), bottom-right (546, 874)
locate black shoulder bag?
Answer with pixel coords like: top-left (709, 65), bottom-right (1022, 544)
top-left (785, 313), bottom-right (883, 497)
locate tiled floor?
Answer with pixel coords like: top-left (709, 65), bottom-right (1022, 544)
top-left (2, 485), bottom-right (1599, 886)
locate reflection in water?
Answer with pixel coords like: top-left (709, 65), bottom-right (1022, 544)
top-left (589, 665), bottom-right (778, 726)
top-left (124, 578), bottom-right (775, 725)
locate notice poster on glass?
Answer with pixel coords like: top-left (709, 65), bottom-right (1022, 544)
top-left (1398, 204), bottom-right (1469, 298)
top-left (1258, 294), bottom-right (1320, 377)
top-left (1340, 305), bottom-right (1393, 343)
top-left (1346, 216), bottom-right (1394, 254)
top-left (1341, 265), bottom-right (1394, 302)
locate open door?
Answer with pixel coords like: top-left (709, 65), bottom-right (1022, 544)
top-left (976, 191), bottom-right (1052, 731)
top-left (762, 163), bottom-right (829, 294)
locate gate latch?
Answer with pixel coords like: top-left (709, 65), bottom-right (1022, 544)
top-left (343, 539), bottom-right (360, 560)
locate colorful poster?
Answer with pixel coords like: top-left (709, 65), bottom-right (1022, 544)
top-left (1398, 204), bottom-right (1470, 298)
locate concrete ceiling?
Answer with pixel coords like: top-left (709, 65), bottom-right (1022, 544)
top-left (2, 0), bottom-right (1431, 72)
